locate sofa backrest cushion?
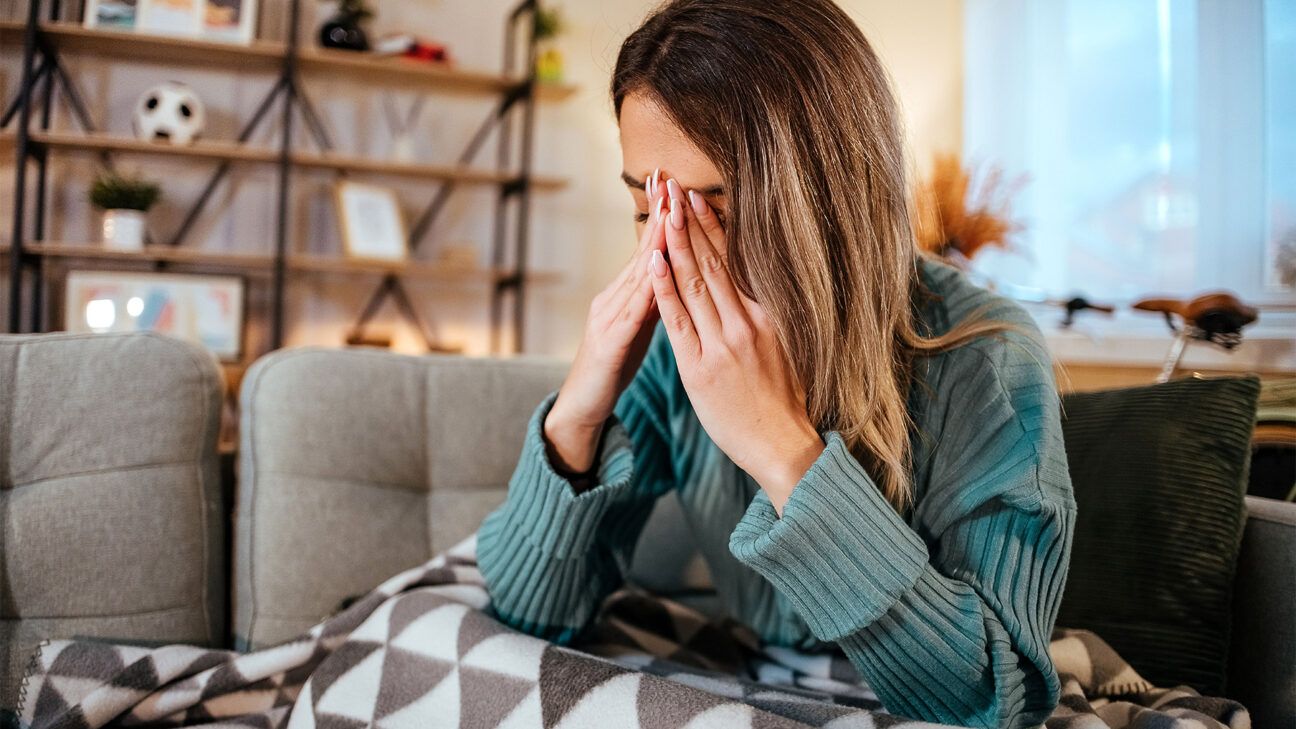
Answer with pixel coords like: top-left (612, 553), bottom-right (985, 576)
top-left (0, 332), bottom-right (225, 710)
top-left (234, 348), bottom-right (571, 649)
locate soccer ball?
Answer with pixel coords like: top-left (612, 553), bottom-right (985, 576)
top-left (132, 81), bottom-right (205, 146)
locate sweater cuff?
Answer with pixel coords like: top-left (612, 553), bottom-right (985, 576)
top-left (498, 388), bottom-right (636, 559)
top-left (727, 430), bottom-right (930, 642)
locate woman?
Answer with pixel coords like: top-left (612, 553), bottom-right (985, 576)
top-left (477, 1), bottom-right (1076, 727)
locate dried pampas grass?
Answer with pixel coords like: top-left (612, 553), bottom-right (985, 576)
top-left (913, 154), bottom-right (1027, 267)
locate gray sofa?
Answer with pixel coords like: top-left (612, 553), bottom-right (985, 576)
top-left (2, 336), bottom-right (1293, 726)
top-left (236, 347), bottom-right (1295, 726)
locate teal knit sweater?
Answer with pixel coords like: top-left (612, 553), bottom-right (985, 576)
top-left (477, 256), bottom-right (1076, 728)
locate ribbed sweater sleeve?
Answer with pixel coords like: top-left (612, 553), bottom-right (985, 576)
top-left (476, 323), bottom-right (675, 644)
top-left (728, 332), bottom-right (1076, 729)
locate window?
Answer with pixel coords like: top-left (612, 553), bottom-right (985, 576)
top-left (963, 0), bottom-right (1295, 315)
top-left (1265, 0), bottom-right (1295, 291)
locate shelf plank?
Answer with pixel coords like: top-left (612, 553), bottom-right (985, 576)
top-left (297, 47), bottom-right (512, 93)
top-left (28, 242), bottom-right (273, 270)
top-left (28, 131), bottom-right (278, 163)
top-left (289, 254), bottom-right (498, 280)
top-left (25, 242), bottom-right (562, 283)
top-left (289, 255), bottom-right (562, 283)
top-left (291, 150), bottom-right (568, 189)
top-left (10, 131), bottom-right (568, 189)
top-left (295, 48), bottom-right (577, 100)
top-left (0, 20), bottom-right (284, 71)
top-left (0, 21), bottom-right (577, 99)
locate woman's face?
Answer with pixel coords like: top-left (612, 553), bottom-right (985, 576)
top-left (618, 91), bottom-right (728, 247)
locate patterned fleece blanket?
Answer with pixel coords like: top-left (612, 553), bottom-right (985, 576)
top-left (15, 536), bottom-right (1249, 729)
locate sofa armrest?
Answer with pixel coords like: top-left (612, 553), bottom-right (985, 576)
top-left (1227, 495), bottom-right (1296, 727)
top-left (0, 332), bottom-right (225, 710)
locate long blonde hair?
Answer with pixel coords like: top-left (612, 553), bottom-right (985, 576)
top-left (614, 0), bottom-right (1025, 510)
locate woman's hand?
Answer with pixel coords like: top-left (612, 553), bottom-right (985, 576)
top-left (649, 178), bottom-right (825, 516)
top-left (546, 175), bottom-right (669, 476)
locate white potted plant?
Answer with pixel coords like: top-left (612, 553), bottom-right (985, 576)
top-left (89, 171), bottom-right (161, 251)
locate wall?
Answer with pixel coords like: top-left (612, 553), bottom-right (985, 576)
top-left (0, 0), bottom-right (966, 360)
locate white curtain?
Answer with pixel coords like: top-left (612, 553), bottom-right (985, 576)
top-left (962, 0), bottom-right (1295, 307)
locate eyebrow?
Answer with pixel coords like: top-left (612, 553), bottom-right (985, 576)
top-left (621, 171), bottom-right (725, 197)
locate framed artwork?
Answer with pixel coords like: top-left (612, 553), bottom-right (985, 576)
top-left (84, 0), bottom-right (139, 29)
top-left (137, 0), bottom-right (200, 37)
top-left (84, 0), bottom-right (258, 45)
top-left (335, 180), bottom-right (409, 262)
top-left (64, 270), bottom-right (246, 361)
top-left (199, 0), bottom-right (258, 44)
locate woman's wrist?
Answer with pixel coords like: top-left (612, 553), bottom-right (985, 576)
top-left (751, 426), bottom-right (826, 517)
top-left (542, 403), bottom-right (606, 484)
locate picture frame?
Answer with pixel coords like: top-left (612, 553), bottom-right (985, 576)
top-left (64, 270), bottom-right (246, 362)
top-left (199, 0), bottom-right (258, 45)
top-left (84, 0), bottom-right (258, 45)
top-left (83, 0), bottom-right (140, 30)
top-left (335, 180), bottom-right (410, 263)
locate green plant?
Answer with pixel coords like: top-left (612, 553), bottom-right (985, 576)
top-left (88, 171), bottom-right (161, 211)
top-left (534, 7), bottom-right (563, 41)
top-left (334, 0), bottom-right (373, 21)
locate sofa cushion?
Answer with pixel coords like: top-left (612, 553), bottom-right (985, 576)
top-left (0, 332), bottom-right (226, 711)
top-left (1056, 375), bottom-right (1260, 695)
top-left (234, 348), bottom-right (571, 649)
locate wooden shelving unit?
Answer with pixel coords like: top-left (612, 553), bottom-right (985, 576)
top-left (2, 3), bottom-right (572, 356)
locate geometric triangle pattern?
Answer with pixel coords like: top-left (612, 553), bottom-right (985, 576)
top-left (14, 533), bottom-right (1248, 729)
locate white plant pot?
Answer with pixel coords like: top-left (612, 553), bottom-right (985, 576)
top-left (102, 209), bottom-right (146, 251)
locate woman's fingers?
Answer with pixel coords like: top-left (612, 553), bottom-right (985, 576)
top-left (681, 189), bottom-right (746, 327)
top-left (620, 194), bottom-right (665, 282)
top-left (663, 178), bottom-right (723, 340)
top-left (605, 194), bottom-right (664, 308)
top-left (648, 248), bottom-right (701, 361)
top-left (618, 250), bottom-right (658, 329)
top-left (607, 205), bottom-right (666, 317)
top-left (688, 189), bottom-right (727, 252)
top-left (638, 186), bottom-right (667, 255)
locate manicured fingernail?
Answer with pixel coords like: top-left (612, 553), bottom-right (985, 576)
top-left (670, 196), bottom-right (685, 229)
top-left (666, 177), bottom-right (683, 201)
top-left (644, 174), bottom-right (651, 199)
top-left (651, 249), bottom-right (667, 277)
top-left (651, 167), bottom-right (661, 198)
top-left (656, 195), bottom-right (666, 223)
top-left (688, 190), bottom-right (706, 216)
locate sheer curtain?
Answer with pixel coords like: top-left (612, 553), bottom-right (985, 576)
top-left (962, 0), bottom-right (1295, 315)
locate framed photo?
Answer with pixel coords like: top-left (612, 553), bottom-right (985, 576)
top-left (335, 180), bottom-right (409, 262)
top-left (84, 0), bottom-right (139, 29)
top-left (200, 0), bottom-right (258, 44)
top-left (84, 0), bottom-right (258, 45)
top-left (64, 270), bottom-right (246, 362)
top-left (137, 0), bottom-right (201, 37)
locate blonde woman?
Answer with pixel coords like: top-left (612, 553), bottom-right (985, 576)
top-left (477, 1), bottom-right (1076, 726)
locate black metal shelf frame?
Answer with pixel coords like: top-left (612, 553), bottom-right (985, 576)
top-left (3, 0), bottom-right (544, 356)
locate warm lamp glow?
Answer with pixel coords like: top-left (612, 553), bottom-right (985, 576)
top-left (85, 299), bottom-right (116, 331)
